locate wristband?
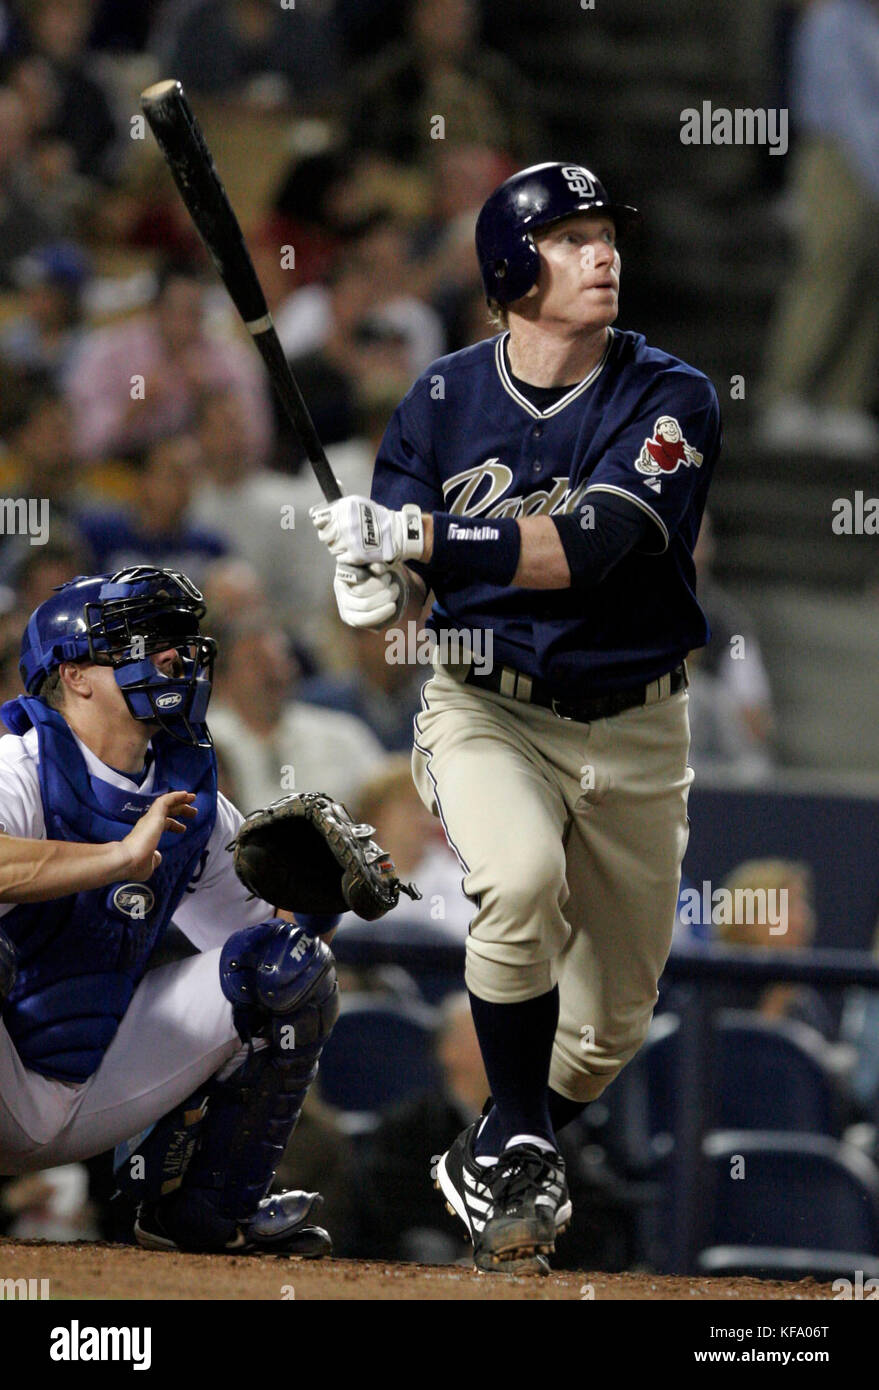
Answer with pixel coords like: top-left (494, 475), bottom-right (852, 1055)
top-left (430, 513), bottom-right (521, 587)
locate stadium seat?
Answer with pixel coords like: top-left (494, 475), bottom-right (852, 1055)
top-left (714, 1011), bottom-right (850, 1135)
top-left (317, 993), bottom-right (440, 1127)
top-left (636, 1009), bottom-right (848, 1139)
top-left (700, 1131), bottom-right (879, 1258)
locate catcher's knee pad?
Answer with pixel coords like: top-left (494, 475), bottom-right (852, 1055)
top-left (220, 917), bottom-right (340, 1058)
top-left (156, 921), bottom-right (339, 1250)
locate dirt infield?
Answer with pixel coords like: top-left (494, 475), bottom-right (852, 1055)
top-left (0, 1238), bottom-right (834, 1300)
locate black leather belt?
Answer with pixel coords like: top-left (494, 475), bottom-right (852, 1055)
top-left (463, 662), bottom-right (688, 722)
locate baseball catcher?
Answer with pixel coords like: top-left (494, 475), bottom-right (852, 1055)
top-left (0, 565), bottom-right (410, 1255)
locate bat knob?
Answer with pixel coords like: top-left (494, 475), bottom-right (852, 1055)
top-left (335, 564), bottom-right (363, 587)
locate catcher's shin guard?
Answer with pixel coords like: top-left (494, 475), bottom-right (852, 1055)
top-left (114, 1088), bottom-right (210, 1201)
top-left (148, 920), bottom-right (339, 1252)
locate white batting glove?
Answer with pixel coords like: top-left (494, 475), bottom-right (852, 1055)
top-left (310, 495), bottom-right (425, 567)
top-left (333, 561), bottom-right (409, 630)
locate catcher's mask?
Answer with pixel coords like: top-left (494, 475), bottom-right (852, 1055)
top-left (20, 566), bottom-right (217, 748)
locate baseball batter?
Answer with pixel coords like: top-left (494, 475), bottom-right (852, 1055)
top-left (311, 162), bottom-right (721, 1272)
top-left (0, 565), bottom-right (346, 1254)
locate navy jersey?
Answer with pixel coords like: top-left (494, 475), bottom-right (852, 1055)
top-left (371, 327), bottom-right (721, 697)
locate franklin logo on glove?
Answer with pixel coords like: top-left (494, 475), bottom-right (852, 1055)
top-left (360, 502), bottom-right (379, 551)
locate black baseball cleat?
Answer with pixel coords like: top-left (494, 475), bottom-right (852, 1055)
top-left (436, 1124), bottom-right (564, 1274)
top-left (478, 1143), bottom-right (571, 1268)
top-left (134, 1189), bottom-right (332, 1257)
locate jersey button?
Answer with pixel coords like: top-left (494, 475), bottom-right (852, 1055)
top-left (533, 460), bottom-right (541, 472)
top-left (533, 424), bottom-right (543, 438)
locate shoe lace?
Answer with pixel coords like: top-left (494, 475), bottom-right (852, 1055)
top-left (488, 1147), bottom-right (559, 1209)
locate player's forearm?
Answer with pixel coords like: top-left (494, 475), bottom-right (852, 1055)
top-left (422, 513), bottom-right (572, 589)
top-left (421, 496), bottom-right (651, 591)
top-left (0, 837), bottom-right (133, 903)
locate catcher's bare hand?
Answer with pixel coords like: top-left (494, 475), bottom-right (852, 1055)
top-left (120, 790), bottom-right (197, 880)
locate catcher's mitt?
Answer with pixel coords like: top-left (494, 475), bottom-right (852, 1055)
top-left (228, 791), bottom-right (422, 922)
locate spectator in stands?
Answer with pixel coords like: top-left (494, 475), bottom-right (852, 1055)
top-left (274, 215), bottom-right (444, 450)
top-left (0, 380), bottom-right (95, 589)
top-left (346, 0), bottom-right (539, 166)
top-left (713, 857), bottom-right (837, 1039)
top-left (152, 0), bottom-right (341, 107)
top-left (265, 147), bottom-right (357, 291)
top-left (413, 144), bottom-right (514, 348)
top-left (0, 86), bottom-right (69, 285)
top-left (89, 146), bottom-right (205, 258)
top-left (208, 616), bottom-right (385, 811)
top-left (323, 365), bottom-right (411, 497)
top-left (336, 755), bottom-right (473, 939)
top-left (1, 242), bottom-right (89, 384)
top-left (2, 378), bottom-right (83, 510)
top-left (14, 0), bottom-right (119, 180)
top-left (759, 0), bottom-right (879, 457)
top-left (65, 260), bottom-right (273, 463)
top-left (200, 556), bottom-right (270, 634)
top-left (301, 602), bottom-right (424, 754)
top-left (686, 511), bottom-right (775, 782)
top-left (77, 432), bottom-right (228, 584)
top-left (13, 537), bottom-right (93, 612)
top-left (187, 391), bottom-right (329, 647)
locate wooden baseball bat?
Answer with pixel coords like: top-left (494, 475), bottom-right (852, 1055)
top-left (140, 79), bottom-right (342, 504)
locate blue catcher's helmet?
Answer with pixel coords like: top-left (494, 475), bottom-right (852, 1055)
top-left (475, 161), bottom-right (640, 306)
top-left (19, 566), bottom-right (217, 748)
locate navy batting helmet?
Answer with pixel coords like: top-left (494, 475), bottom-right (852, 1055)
top-left (475, 162), bottom-right (640, 305)
top-left (19, 566), bottom-right (216, 748)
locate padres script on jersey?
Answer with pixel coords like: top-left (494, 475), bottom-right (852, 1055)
top-left (372, 327), bottom-right (722, 696)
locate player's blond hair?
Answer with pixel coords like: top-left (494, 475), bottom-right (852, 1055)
top-left (486, 299), bottom-right (509, 330)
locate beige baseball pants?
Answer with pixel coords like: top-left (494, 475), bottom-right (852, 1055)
top-left (412, 662), bottom-right (693, 1103)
